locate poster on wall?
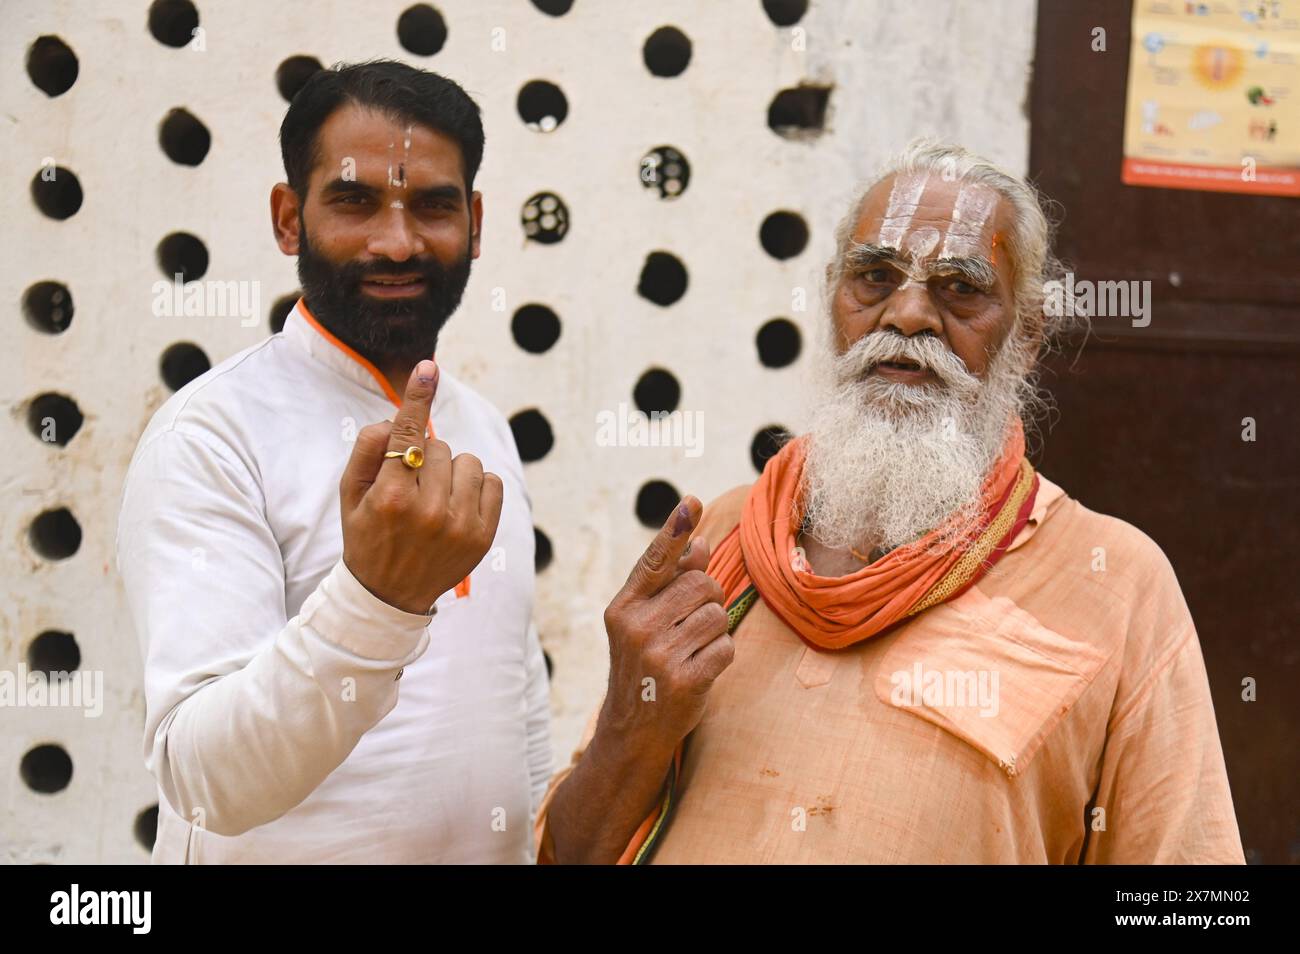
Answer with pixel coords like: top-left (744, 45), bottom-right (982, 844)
top-left (1122, 0), bottom-right (1299, 196)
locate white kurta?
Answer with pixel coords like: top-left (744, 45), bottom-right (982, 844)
top-left (116, 300), bottom-right (551, 863)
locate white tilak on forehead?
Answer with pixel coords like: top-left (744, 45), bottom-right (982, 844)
top-left (876, 173), bottom-right (930, 248)
top-left (387, 123), bottom-right (415, 193)
top-left (897, 227), bottom-right (941, 287)
top-left (387, 124), bottom-right (415, 208)
top-left (940, 183), bottom-right (998, 258)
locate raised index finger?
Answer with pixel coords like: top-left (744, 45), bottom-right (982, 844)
top-left (623, 495), bottom-right (702, 599)
top-left (379, 359), bottom-right (439, 482)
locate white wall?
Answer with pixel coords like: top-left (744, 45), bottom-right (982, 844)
top-left (1, 0), bottom-right (1036, 862)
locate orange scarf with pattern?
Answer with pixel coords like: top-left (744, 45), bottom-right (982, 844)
top-left (707, 420), bottom-right (1039, 650)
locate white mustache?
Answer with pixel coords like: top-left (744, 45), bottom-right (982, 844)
top-left (838, 333), bottom-right (980, 394)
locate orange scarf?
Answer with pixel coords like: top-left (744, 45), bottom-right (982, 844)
top-left (707, 420), bottom-right (1039, 650)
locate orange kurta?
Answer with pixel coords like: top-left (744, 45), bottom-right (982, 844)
top-left (536, 475), bottom-right (1245, 864)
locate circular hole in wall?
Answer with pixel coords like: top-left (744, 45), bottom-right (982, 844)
top-left (751, 425), bottom-right (793, 474)
top-left (633, 368), bottom-right (681, 416)
top-left (636, 252), bottom-right (687, 306)
top-left (27, 631), bottom-right (81, 676)
top-left (517, 80), bottom-right (568, 132)
top-left (156, 232), bottom-right (209, 282)
top-left (26, 393), bottom-right (83, 447)
top-left (160, 342), bottom-right (211, 391)
top-left (31, 167), bottom-right (82, 220)
top-left (397, 4), bottom-right (448, 56)
top-left (510, 409), bottom-right (554, 462)
top-left (26, 36), bottom-right (78, 96)
top-left (756, 318), bottom-right (801, 368)
top-left (512, 304), bottom-right (561, 354)
top-left (276, 55), bottom-right (324, 102)
top-left (148, 0), bottom-right (199, 48)
top-left (763, 0), bottom-right (809, 27)
top-left (640, 145), bottom-right (690, 199)
top-left (644, 26), bottom-right (692, 77)
top-left (635, 480), bottom-right (681, 528)
top-left (159, 108), bottom-right (211, 166)
top-left (759, 210), bottom-right (809, 260)
top-left (23, 282), bottom-right (74, 335)
top-left (29, 508), bottom-right (81, 561)
top-left (521, 192), bottom-right (569, 243)
top-left (21, 744), bottom-right (73, 794)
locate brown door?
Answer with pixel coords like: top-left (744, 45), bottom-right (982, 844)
top-left (1030, 0), bottom-right (1299, 864)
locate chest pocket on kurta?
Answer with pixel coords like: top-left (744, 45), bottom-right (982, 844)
top-left (872, 585), bottom-right (1111, 777)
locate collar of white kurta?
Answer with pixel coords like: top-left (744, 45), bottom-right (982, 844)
top-left (283, 298), bottom-right (440, 438)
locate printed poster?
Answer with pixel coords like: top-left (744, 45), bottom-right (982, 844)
top-left (1123, 0), bottom-right (1299, 196)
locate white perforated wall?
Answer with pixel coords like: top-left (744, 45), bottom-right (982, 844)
top-left (2, 0), bottom-right (1035, 862)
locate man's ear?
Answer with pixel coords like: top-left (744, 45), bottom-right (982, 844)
top-left (270, 183), bottom-right (302, 256)
top-left (469, 189), bottom-right (483, 260)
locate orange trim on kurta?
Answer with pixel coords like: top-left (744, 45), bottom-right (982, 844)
top-left (296, 298), bottom-right (438, 437)
top-left (296, 298), bottom-right (471, 598)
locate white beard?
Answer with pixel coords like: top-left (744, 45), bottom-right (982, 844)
top-left (801, 329), bottom-right (1032, 556)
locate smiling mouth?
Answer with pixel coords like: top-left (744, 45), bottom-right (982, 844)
top-left (360, 275), bottom-right (426, 297)
top-left (875, 358), bottom-right (924, 372)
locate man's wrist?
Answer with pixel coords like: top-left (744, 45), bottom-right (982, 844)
top-left (303, 559), bottom-right (433, 661)
top-left (588, 710), bottom-right (679, 783)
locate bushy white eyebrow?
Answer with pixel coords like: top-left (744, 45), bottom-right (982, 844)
top-left (844, 242), bottom-right (996, 289)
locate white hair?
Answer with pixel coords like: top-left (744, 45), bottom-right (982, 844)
top-left (799, 140), bottom-right (1076, 555)
top-left (802, 322), bottom-right (1032, 555)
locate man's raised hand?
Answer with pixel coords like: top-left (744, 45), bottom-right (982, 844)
top-left (339, 359), bottom-right (503, 614)
top-left (598, 496), bottom-right (735, 754)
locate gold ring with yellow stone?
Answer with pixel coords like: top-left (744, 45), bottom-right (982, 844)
top-left (384, 445), bottom-right (425, 470)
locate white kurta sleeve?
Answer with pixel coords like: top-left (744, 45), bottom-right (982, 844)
top-left (522, 619), bottom-right (554, 831)
top-left (116, 426), bottom-right (432, 838)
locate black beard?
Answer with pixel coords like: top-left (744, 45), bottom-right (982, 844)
top-left (295, 213), bottom-right (472, 365)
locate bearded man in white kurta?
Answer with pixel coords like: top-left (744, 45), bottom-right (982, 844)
top-left (117, 61), bottom-right (551, 863)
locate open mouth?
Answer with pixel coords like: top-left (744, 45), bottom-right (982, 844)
top-left (875, 358), bottom-right (924, 372)
top-left (869, 357), bottom-right (938, 385)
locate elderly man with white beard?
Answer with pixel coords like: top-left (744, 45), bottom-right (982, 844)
top-left (535, 141), bottom-right (1245, 865)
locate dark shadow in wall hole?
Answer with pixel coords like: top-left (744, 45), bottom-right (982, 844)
top-left (160, 108), bottom-right (211, 166)
top-left (768, 85), bottom-right (832, 139)
top-left (637, 252), bottom-right (688, 307)
top-left (636, 479), bottom-right (681, 529)
top-left (26, 35), bottom-right (78, 97)
top-left (397, 4), bottom-right (448, 57)
top-left (21, 744), bottom-right (73, 795)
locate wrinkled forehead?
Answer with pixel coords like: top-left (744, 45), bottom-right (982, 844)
top-left (853, 172), bottom-right (1008, 263)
